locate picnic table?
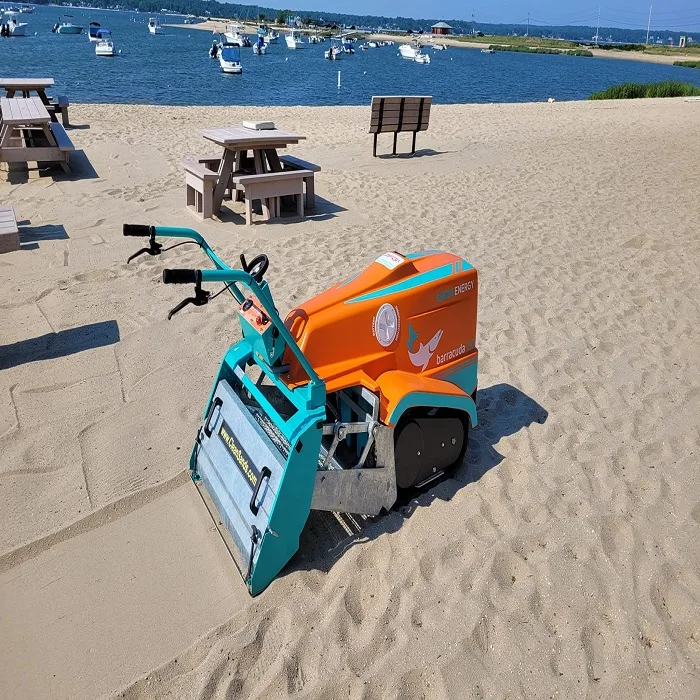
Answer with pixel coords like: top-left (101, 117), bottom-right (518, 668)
top-left (0, 78), bottom-right (69, 126)
top-left (199, 126), bottom-right (306, 212)
top-left (0, 78), bottom-right (54, 101)
top-left (0, 96), bottom-right (73, 173)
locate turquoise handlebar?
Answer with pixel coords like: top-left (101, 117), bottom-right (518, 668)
top-left (151, 226), bottom-right (322, 389)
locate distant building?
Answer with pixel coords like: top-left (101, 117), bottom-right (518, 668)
top-left (431, 21), bottom-right (452, 36)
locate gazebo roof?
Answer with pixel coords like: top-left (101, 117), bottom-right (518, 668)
top-left (431, 21), bottom-right (453, 29)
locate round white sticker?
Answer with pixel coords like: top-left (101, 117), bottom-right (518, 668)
top-left (374, 303), bottom-right (399, 347)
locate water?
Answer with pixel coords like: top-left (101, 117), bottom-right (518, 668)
top-left (3, 6), bottom-right (700, 106)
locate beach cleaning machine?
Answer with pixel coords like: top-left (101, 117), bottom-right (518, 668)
top-left (124, 225), bottom-right (479, 595)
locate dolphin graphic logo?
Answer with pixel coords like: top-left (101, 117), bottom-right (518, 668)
top-left (407, 323), bottom-right (443, 371)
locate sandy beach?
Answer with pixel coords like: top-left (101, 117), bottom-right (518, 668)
top-left (1, 98), bottom-right (700, 699)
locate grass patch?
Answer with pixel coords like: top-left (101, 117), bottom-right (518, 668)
top-left (590, 81), bottom-right (700, 99)
top-left (674, 60), bottom-right (700, 68)
top-left (489, 44), bottom-right (592, 57)
top-left (456, 35), bottom-right (579, 49)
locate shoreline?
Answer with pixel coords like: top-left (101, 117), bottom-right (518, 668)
top-left (2, 98), bottom-right (700, 700)
top-left (167, 21), bottom-right (700, 67)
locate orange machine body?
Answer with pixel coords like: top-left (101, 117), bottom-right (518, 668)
top-left (283, 251), bottom-right (479, 427)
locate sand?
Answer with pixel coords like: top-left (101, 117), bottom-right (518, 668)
top-left (1, 98), bottom-right (699, 699)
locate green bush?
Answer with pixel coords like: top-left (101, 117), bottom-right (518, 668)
top-left (674, 61), bottom-right (700, 69)
top-left (488, 45), bottom-right (592, 57)
top-left (595, 43), bottom-right (647, 52)
top-left (590, 81), bottom-right (700, 100)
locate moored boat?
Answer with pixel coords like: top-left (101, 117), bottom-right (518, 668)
top-left (285, 29), bottom-right (304, 49)
top-left (1, 11), bottom-right (27, 36)
top-left (224, 22), bottom-right (249, 46)
top-left (52, 15), bottom-right (83, 34)
top-left (399, 42), bottom-right (420, 59)
top-left (95, 38), bottom-right (116, 56)
top-left (148, 17), bottom-right (163, 35)
top-left (219, 42), bottom-right (242, 73)
top-left (324, 39), bottom-right (343, 60)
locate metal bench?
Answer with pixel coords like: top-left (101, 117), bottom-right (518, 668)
top-left (369, 95), bottom-right (432, 157)
top-left (232, 169), bottom-right (311, 225)
top-left (0, 206), bottom-right (19, 254)
top-left (279, 155), bottom-right (320, 209)
top-left (183, 160), bottom-right (219, 219)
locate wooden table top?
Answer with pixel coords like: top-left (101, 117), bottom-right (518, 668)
top-left (0, 78), bottom-right (55, 90)
top-left (0, 96), bottom-right (51, 125)
top-left (200, 125), bottom-right (305, 149)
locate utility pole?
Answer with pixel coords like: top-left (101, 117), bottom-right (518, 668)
top-left (526, 10), bottom-right (530, 37)
top-left (646, 5), bottom-right (652, 45)
top-left (472, 10), bottom-right (475, 37)
top-left (595, 7), bottom-right (600, 46)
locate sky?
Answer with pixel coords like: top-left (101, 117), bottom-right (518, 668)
top-left (285, 1), bottom-right (700, 31)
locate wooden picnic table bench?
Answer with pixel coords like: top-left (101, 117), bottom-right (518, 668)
top-left (279, 154), bottom-right (320, 209)
top-left (369, 95), bottom-right (432, 157)
top-left (232, 169), bottom-right (312, 225)
top-left (183, 126), bottom-right (318, 223)
top-left (0, 205), bottom-right (19, 253)
top-left (0, 79), bottom-right (70, 126)
top-left (0, 96), bottom-right (73, 174)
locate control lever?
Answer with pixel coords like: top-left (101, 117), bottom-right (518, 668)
top-left (239, 253), bottom-right (269, 283)
top-left (162, 269), bottom-right (210, 320)
top-left (124, 224), bottom-right (162, 264)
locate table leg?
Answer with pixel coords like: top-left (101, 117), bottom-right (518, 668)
top-left (252, 149), bottom-right (274, 215)
top-left (41, 123), bottom-right (58, 148)
top-left (264, 149), bottom-right (282, 172)
top-left (253, 149), bottom-right (266, 174)
top-left (213, 149), bottom-right (235, 212)
top-left (38, 90), bottom-right (51, 106)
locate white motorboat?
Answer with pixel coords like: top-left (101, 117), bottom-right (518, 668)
top-left (209, 37), bottom-right (221, 58)
top-left (52, 15), bottom-right (82, 34)
top-left (433, 43), bottom-right (447, 51)
top-left (252, 36), bottom-right (266, 54)
top-left (224, 23), bottom-right (249, 46)
top-left (285, 30), bottom-right (304, 49)
top-left (95, 38), bottom-right (116, 56)
top-left (263, 28), bottom-right (279, 44)
top-left (308, 33), bottom-right (322, 44)
top-left (219, 43), bottom-right (242, 73)
top-left (324, 40), bottom-right (343, 60)
top-left (481, 48), bottom-right (495, 54)
top-left (1, 11), bottom-right (27, 36)
top-left (398, 42), bottom-right (420, 59)
top-left (148, 17), bottom-right (163, 35)
top-left (368, 41), bottom-right (377, 48)
top-left (414, 53), bottom-right (431, 64)
top-left (19, 4), bottom-right (33, 12)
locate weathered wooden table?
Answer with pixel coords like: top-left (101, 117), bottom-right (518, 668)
top-left (0, 96), bottom-right (71, 173)
top-left (0, 78), bottom-right (69, 125)
top-left (199, 126), bottom-right (306, 212)
top-left (0, 78), bottom-right (55, 101)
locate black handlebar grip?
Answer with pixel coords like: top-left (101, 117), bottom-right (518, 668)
top-left (162, 269), bottom-right (200, 285)
top-left (123, 224), bottom-right (153, 237)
